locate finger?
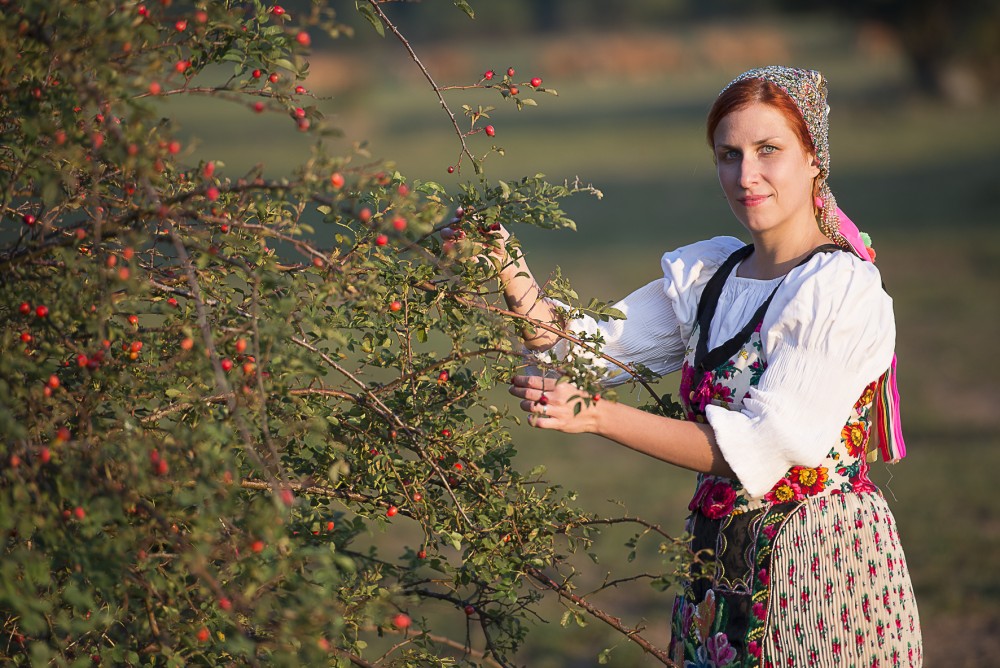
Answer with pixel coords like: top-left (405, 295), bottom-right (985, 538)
top-left (511, 374), bottom-right (557, 391)
top-left (528, 412), bottom-right (555, 429)
top-left (520, 399), bottom-right (548, 414)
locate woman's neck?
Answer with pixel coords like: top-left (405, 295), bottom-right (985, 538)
top-left (740, 226), bottom-right (831, 280)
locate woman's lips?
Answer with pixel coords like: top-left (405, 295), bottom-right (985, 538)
top-left (738, 195), bottom-right (769, 207)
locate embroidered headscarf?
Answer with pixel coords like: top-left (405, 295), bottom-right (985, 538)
top-left (720, 66), bottom-right (906, 463)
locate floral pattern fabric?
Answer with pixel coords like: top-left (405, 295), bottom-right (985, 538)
top-left (669, 321), bottom-right (922, 667)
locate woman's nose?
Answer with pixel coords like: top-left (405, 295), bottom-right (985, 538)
top-left (738, 157), bottom-right (760, 189)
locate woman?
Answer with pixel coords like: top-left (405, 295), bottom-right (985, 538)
top-left (496, 67), bottom-right (922, 665)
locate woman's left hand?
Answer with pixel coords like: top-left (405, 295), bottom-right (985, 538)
top-left (508, 374), bottom-right (602, 433)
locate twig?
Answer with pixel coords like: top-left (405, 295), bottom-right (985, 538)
top-left (526, 567), bottom-right (677, 666)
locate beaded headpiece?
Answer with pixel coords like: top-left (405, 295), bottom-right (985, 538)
top-left (720, 65), bottom-right (857, 254)
top-left (720, 66), bottom-right (907, 463)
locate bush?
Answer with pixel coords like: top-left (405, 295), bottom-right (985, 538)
top-left (1, 1), bottom-right (688, 664)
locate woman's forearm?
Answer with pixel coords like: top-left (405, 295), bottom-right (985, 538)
top-left (497, 250), bottom-right (563, 351)
top-left (592, 401), bottom-right (735, 477)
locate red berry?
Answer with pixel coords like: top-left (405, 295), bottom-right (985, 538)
top-left (47, 374), bottom-right (60, 389)
top-left (271, 5), bottom-right (285, 15)
top-left (253, 101), bottom-right (264, 113)
top-left (447, 166), bottom-right (455, 174)
top-left (326, 521), bottom-right (335, 531)
top-left (483, 70), bottom-right (494, 80)
top-left (280, 489), bottom-right (294, 506)
top-left (195, 10), bottom-right (208, 23)
top-left (375, 234), bottom-right (388, 247)
top-left (412, 492), bottom-right (422, 502)
top-left (268, 73), bottom-right (279, 84)
top-left (391, 216), bottom-right (407, 231)
top-left (417, 549), bottom-right (426, 559)
top-left (464, 604), bottom-right (475, 616)
top-left (22, 214), bottom-right (36, 226)
top-left (19, 302), bottom-right (31, 315)
top-left (74, 506), bottom-right (86, 520)
top-left (531, 77), bottom-right (543, 87)
top-left (484, 125), bottom-right (495, 137)
top-left (56, 427), bottom-right (71, 442)
top-left (167, 140), bottom-right (181, 155)
top-left (20, 332), bottom-right (31, 343)
top-left (39, 447), bottom-right (51, 464)
top-left (149, 81), bottom-right (161, 95)
top-left (252, 69), bottom-right (262, 79)
top-left (130, 340), bottom-right (143, 353)
top-left (174, 19), bottom-right (187, 31)
top-left (538, 394), bottom-right (549, 406)
top-left (440, 428), bottom-right (452, 438)
top-left (507, 67), bottom-right (515, 77)
top-left (295, 31), bottom-right (310, 47)
top-left (175, 60), bottom-right (190, 73)
top-left (167, 297), bottom-right (179, 307)
top-left (330, 172), bottom-right (345, 189)
top-left (155, 459), bottom-right (169, 476)
top-left (122, 247), bottom-right (135, 261)
top-left (128, 314), bottom-right (138, 326)
top-left (35, 305), bottom-right (49, 318)
top-left (386, 505), bottom-right (398, 517)
top-left (397, 184), bottom-right (410, 196)
top-left (453, 462), bottom-right (463, 470)
top-left (206, 186), bottom-right (219, 201)
top-left (389, 300), bottom-right (402, 312)
top-left (235, 338), bottom-right (247, 354)
top-left (219, 597), bottom-right (232, 611)
top-left (221, 358), bottom-right (233, 372)
top-left (180, 337), bottom-right (194, 350)
top-left (196, 627), bottom-right (209, 642)
top-left (359, 208), bottom-right (372, 223)
top-left (392, 613), bottom-right (411, 629)
top-left (295, 85), bottom-right (306, 94)
top-left (438, 370), bottom-right (449, 383)
top-left (9, 454), bottom-right (20, 468)
top-left (508, 86), bottom-right (519, 96)
top-left (77, 354), bottom-right (88, 367)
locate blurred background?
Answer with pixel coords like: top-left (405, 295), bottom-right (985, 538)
top-left (169, 0), bottom-right (1000, 664)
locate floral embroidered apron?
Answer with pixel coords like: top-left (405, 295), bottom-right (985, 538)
top-left (668, 245), bottom-right (922, 667)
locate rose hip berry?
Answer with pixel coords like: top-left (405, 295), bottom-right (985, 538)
top-left (484, 125), bottom-right (495, 137)
top-left (530, 77), bottom-right (542, 87)
top-left (483, 70), bottom-right (494, 80)
top-left (506, 67), bottom-right (515, 77)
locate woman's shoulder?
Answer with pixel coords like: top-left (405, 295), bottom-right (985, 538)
top-left (659, 235), bottom-right (746, 283)
top-left (784, 247), bottom-right (886, 301)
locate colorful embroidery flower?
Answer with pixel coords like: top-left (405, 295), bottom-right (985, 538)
top-left (790, 466), bottom-right (829, 496)
top-left (688, 477), bottom-right (713, 512)
top-left (705, 632), bottom-right (738, 666)
top-left (841, 421), bottom-right (868, 458)
top-left (701, 481), bottom-right (738, 519)
top-left (854, 381), bottom-right (877, 411)
top-left (765, 476), bottom-right (803, 503)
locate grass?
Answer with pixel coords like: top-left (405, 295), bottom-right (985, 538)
top-left (161, 21), bottom-right (1000, 664)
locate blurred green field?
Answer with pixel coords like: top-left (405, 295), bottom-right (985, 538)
top-left (166, 20), bottom-right (1000, 665)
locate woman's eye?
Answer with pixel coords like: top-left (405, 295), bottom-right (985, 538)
top-left (761, 145), bottom-right (777, 154)
top-left (722, 150), bottom-right (739, 160)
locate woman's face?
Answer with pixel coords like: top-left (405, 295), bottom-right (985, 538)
top-left (712, 102), bottom-right (820, 240)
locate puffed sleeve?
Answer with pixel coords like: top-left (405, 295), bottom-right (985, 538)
top-left (704, 251), bottom-right (895, 497)
top-left (541, 236), bottom-right (745, 386)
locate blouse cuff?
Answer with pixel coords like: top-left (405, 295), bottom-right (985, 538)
top-left (705, 344), bottom-right (871, 498)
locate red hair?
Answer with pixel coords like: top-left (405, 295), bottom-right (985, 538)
top-left (706, 78), bottom-right (813, 156)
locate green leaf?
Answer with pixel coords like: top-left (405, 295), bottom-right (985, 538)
top-left (356, 3), bottom-right (385, 37)
top-left (453, 0), bottom-right (475, 19)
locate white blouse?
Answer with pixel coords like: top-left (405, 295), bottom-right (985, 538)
top-left (545, 235), bottom-right (896, 498)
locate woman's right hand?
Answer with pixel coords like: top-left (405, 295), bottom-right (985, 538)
top-left (440, 211), bottom-right (511, 268)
